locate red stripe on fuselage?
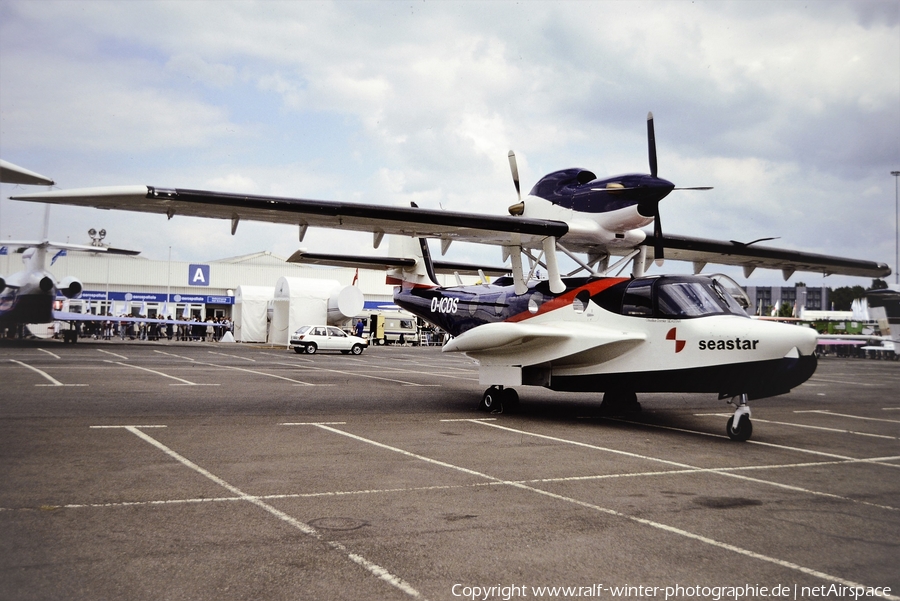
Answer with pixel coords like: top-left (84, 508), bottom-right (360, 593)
top-left (385, 275), bottom-right (437, 290)
top-left (506, 277), bottom-right (627, 323)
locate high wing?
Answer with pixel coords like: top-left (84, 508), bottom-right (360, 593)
top-left (9, 185), bottom-right (567, 248)
top-left (0, 159), bottom-right (55, 186)
top-left (3, 239), bottom-right (141, 256)
top-left (10, 184), bottom-right (890, 279)
top-left (642, 234), bottom-right (889, 279)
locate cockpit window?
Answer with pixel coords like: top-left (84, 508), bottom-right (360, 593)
top-left (657, 282), bottom-right (727, 317)
top-left (622, 279), bottom-right (654, 316)
top-left (600, 276), bottom-right (749, 319)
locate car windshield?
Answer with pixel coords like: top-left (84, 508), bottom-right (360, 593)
top-left (295, 326), bottom-right (311, 335)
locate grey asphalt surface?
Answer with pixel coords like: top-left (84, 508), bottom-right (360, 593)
top-left (1, 339), bottom-right (898, 601)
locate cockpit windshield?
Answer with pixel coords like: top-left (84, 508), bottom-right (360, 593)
top-left (603, 275), bottom-right (749, 319)
top-left (657, 281), bottom-right (727, 317)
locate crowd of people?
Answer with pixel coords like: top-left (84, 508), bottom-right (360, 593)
top-left (58, 315), bottom-right (233, 342)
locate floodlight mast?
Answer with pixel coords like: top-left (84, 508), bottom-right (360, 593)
top-left (893, 170), bottom-right (900, 286)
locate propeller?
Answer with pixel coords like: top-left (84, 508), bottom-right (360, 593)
top-left (646, 112), bottom-right (666, 264)
top-left (507, 150), bottom-right (525, 215)
top-left (644, 112), bottom-right (712, 265)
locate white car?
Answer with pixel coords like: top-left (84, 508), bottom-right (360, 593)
top-left (290, 325), bottom-right (368, 355)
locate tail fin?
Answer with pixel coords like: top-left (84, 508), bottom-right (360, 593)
top-left (869, 306), bottom-right (900, 355)
top-left (386, 236), bottom-right (439, 289)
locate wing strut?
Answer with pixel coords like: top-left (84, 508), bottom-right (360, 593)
top-left (542, 237), bottom-right (565, 294)
top-left (505, 245), bottom-right (527, 295)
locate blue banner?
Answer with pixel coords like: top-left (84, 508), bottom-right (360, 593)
top-left (64, 291), bottom-right (234, 305)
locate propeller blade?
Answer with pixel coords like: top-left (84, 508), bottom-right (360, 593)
top-left (672, 186), bottom-right (713, 191)
top-left (507, 150), bottom-right (521, 201)
top-left (647, 112), bottom-right (658, 178)
top-left (653, 202), bottom-right (664, 264)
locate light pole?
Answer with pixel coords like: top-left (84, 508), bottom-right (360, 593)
top-left (893, 171), bottom-right (900, 285)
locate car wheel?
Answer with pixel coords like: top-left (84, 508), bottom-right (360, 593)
top-left (351, 344), bottom-right (364, 355)
top-left (306, 343), bottom-right (317, 354)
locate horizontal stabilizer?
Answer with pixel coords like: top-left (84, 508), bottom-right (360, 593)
top-left (288, 251), bottom-right (510, 277)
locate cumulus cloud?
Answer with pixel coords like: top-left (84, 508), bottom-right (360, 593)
top-left (1, 0), bottom-right (897, 285)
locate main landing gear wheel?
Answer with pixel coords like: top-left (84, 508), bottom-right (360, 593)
top-left (725, 393), bottom-right (753, 441)
top-left (599, 391), bottom-right (641, 416)
top-left (480, 386), bottom-right (519, 413)
top-left (480, 387), bottom-right (502, 412)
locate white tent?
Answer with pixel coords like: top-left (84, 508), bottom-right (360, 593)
top-left (233, 285), bottom-right (274, 343)
top-left (268, 277), bottom-right (363, 346)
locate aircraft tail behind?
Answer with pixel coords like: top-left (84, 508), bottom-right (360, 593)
top-left (386, 236), bottom-right (439, 289)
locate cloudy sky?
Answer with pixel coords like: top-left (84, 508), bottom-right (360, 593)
top-left (1, 0), bottom-right (898, 288)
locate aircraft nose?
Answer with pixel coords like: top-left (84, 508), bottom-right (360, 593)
top-left (636, 177), bottom-right (676, 217)
top-left (791, 324), bottom-right (819, 356)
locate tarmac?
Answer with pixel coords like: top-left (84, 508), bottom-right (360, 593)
top-left (1, 339), bottom-right (898, 601)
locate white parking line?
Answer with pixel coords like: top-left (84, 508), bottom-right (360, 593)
top-left (108, 425), bottom-right (426, 600)
top-left (469, 420), bottom-right (899, 511)
top-left (8, 359), bottom-right (87, 387)
top-left (809, 377), bottom-right (876, 386)
top-left (350, 366), bottom-right (478, 386)
top-left (695, 413), bottom-right (897, 440)
top-left (796, 410), bottom-right (900, 424)
top-left (13, 453), bottom-right (900, 515)
top-left (103, 361), bottom-right (218, 386)
top-left (153, 350), bottom-right (195, 361)
top-left (304, 422), bottom-right (897, 598)
top-left (153, 351), bottom-right (314, 385)
top-left (610, 417), bottom-right (900, 469)
top-left (275, 363), bottom-right (440, 387)
top-left (203, 362), bottom-right (316, 386)
top-left (207, 351), bottom-right (255, 362)
top-left (37, 348), bottom-right (60, 359)
top-left (96, 349), bottom-right (129, 360)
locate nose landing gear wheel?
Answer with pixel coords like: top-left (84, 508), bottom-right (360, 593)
top-left (723, 393), bottom-right (752, 441)
top-left (726, 414), bottom-right (753, 441)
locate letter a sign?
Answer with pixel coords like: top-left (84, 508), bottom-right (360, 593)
top-left (188, 264), bottom-right (210, 287)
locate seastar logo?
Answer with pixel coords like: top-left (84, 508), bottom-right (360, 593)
top-left (666, 327), bottom-right (686, 353)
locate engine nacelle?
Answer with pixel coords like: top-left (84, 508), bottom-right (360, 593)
top-left (58, 276), bottom-right (83, 299)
